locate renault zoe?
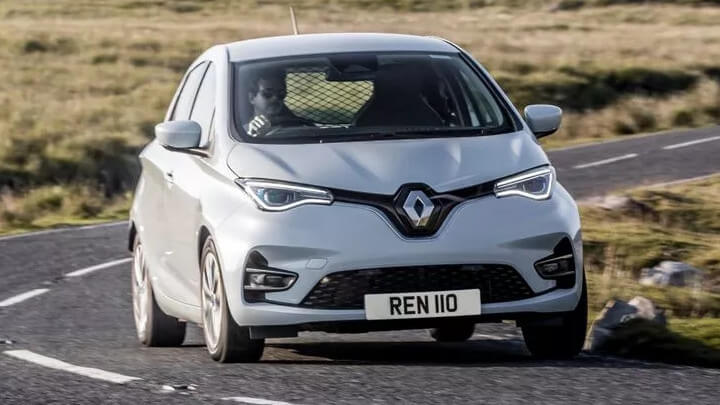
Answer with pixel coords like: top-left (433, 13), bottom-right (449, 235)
top-left (129, 33), bottom-right (586, 363)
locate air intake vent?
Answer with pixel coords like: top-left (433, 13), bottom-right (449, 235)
top-left (299, 264), bottom-right (535, 310)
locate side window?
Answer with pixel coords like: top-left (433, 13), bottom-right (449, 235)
top-left (171, 62), bottom-right (208, 121)
top-left (190, 63), bottom-right (216, 146)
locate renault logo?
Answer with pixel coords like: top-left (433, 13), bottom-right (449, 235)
top-left (402, 190), bottom-right (435, 228)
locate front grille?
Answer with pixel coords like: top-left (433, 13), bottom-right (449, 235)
top-left (300, 264), bottom-right (535, 309)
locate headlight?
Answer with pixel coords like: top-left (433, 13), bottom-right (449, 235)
top-left (493, 166), bottom-right (554, 200)
top-left (235, 179), bottom-right (333, 211)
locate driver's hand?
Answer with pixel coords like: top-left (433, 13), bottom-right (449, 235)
top-left (247, 115), bottom-right (271, 137)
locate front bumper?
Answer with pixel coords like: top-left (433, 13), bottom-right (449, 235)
top-left (213, 183), bottom-right (582, 327)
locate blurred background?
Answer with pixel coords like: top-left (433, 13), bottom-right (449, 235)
top-left (0, 0), bottom-right (719, 367)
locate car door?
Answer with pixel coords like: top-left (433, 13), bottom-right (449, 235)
top-left (150, 61), bottom-right (208, 302)
top-left (163, 62), bottom-right (217, 307)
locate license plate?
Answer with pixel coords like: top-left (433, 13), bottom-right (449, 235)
top-left (364, 289), bottom-right (481, 320)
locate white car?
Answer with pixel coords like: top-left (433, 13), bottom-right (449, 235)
top-left (129, 33), bottom-right (586, 363)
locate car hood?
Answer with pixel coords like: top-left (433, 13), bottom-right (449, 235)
top-left (226, 131), bottom-right (549, 194)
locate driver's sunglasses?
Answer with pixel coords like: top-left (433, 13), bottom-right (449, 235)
top-left (259, 88), bottom-right (286, 100)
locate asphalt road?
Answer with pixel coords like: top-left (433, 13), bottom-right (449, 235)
top-left (549, 125), bottom-right (720, 199)
top-left (1, 127), bottom-right (720, 404)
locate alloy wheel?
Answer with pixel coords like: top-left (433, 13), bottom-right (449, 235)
top-left (202, 251), bottom-right (224, 351)
top-left (132, 243), bottom-right (149, 342)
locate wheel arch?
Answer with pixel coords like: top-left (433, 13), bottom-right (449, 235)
top-left (128, 221), bottom-right (137, 252)
top-left (196, 223), bottom-right (248, 328)
top-left (198, 225), bottom-right (212, 265)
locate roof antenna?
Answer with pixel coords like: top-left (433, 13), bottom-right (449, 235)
top-left (289, 6), bottom-right (300, 35)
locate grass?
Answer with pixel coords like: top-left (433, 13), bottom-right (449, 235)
top-left (580, 175), bottom-right (720, 364)
top-left (1, 0), bottom-right (720, 228)
top-left (669, 318), bottom-right (720, 351)
top-left (587, 272), bottom-right (720, 319)
top-left (498, 66), bottom-right (700, 112)
top-left (0, 186), bottom-right (131, 235)
top-left (582, 176), bottom-right (720, 317)
top-left (582, 176), bottom-right (720, 290)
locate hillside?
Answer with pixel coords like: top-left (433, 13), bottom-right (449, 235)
top-left (1, 0), bottom-right (720, 231)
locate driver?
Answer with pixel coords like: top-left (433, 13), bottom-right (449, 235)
top-left (245, 69), bottom-right (313, 137)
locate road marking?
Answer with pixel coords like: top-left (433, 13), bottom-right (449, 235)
top-left (473, 333), bottom-right (506, 341)
top-left (0, 289), bottom-right (50, 307)
top-left (64, 258), bottom-right (132, 278)
top-left (223, 397), bottom-right (300, 405)
top-left (0, 221), bottom-right (127, 242)
top-left (573, 153), bottom-right (638, 169)
top-left (0, 258), bottom-right (130, 308)
top-left (662, 135), bottom-right (720, 150)
top-left (3, 350), bottom-right (141, 384)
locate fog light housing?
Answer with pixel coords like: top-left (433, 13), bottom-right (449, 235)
top-left (534, 238), bottom-right (576, 288)
top-left (535, 255), bottom-right (574, 278)
top-left (244, 268), bottom-right (297, 291)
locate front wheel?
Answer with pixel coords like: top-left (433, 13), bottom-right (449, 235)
top-left (201, 237), bottom-right (264, 363)
top-left (132, 237), bottom-right (186, 347)
top-left (430, 322), bottom-right (475, 342)
top-left (521, 275), bottom-right (588, 359)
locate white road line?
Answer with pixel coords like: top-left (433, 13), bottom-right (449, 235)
top-left (3, 350), bottom-right (141, 384)
top-left (573, 153), bottom-right (638, 169)
top-left (64, 258), bottom-right (132, 278)
top-left (662, 136), bottom-right (720, 150)
top-left (0, 258), bottom-right (130, 308)
top-left (223, 397), bottom-right (300, 405)
top-left (0, 289), bottom-right (50, 307)
top-left (473, 333), bottom-right (507, 341)
top-left (0, 221), bottom-right (127, 242)
top-left (547, 124), bottom-right (720, 152)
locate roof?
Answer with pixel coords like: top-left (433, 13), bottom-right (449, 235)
top-left (225, 33), bottom-right (457, 62)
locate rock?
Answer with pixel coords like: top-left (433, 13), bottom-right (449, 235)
top-left (595, 195), bottom-right (632, 210)
top-left (584, 296), bottom-right (665, 352)
top-left (628, 296), bottom-right (666, 326)
top-left (639, 261), bottom-right (704, 287)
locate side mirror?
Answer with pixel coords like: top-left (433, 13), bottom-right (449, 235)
top-left (155, 120), bottom-right (201, 150)
top-left (524, 105), bottom-right (562, 138)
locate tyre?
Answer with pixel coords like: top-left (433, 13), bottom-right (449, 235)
top-left (132, 237), bottom-right (186, 347)
top-left (430, 322), bottom-right (475, 342)
top-left (522, 274), bottom-right (588, 359)
top-left (201, 237), bottom-right (265, 363)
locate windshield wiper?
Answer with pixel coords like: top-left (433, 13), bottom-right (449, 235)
top-left (314, 128), bottom-right (492, 143)
top-left (314, 131), bottom-right (398, 143)
top-left (389, 127), bottom-right (488, 137)
top-left (256, 126), bottom-right (505, 144)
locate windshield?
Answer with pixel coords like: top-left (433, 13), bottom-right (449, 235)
top-left (232, 52), bottom-right (517, 143)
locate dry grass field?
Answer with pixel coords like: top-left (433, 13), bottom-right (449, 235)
top-left (1, 0), bottom-right (720, 230)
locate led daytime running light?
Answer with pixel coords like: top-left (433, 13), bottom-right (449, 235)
top-left (236, 179), bottom-right (333, 211)
top-left (494, 167), bottom-right (554, 200)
